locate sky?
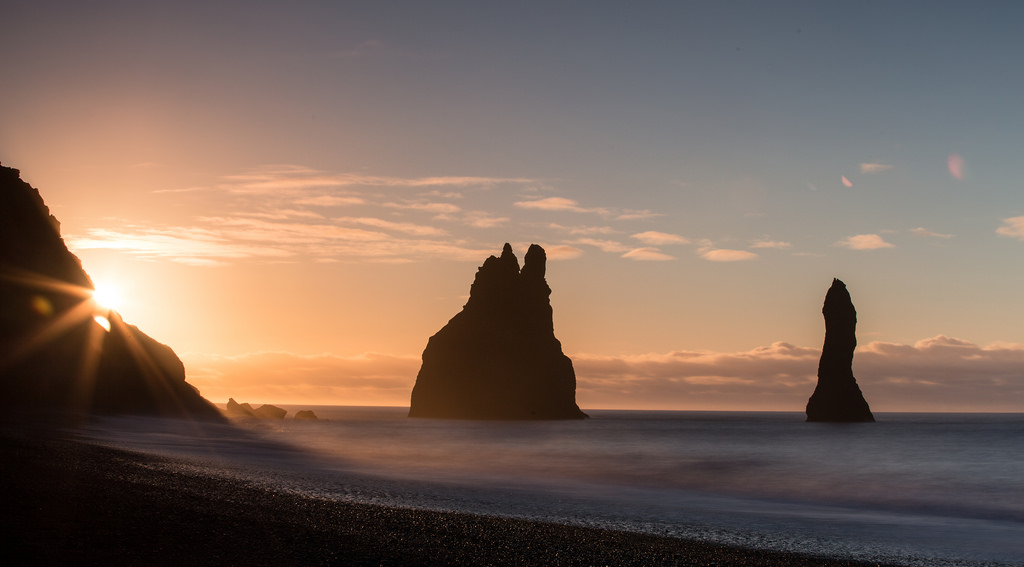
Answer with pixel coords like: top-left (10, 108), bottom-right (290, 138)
top-left (4, 1), bottom-right (1024, 411)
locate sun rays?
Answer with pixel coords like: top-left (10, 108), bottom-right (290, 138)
top-left (0, 267), bottom-right (196, 416)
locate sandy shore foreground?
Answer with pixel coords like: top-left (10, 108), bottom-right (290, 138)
top-left (0, 419), bottom-right (892, 567)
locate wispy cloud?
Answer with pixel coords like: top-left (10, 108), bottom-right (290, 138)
top-left (749, 239), bottom-right (791, 249)
top-left (335, 217), bottom-right (448, 236)
top-left (631, 231), bottom-right (689, 246)
top-left (910, 227), bottom-right (954, 239)
top-left (383, 201), bottom-right (462, 214)
top-left (545, 245), bottom-right (584, 260)
top-left (996, 216), bottom-right (1024, 239)
top-left (700, 249), bottom-right (758, 262)
top-left (836, 234), bottom-right (895, 250)
top-left (616, 209), bottom-right (662, 221)
top-left (461, 211), bottom-right (509, 228)
top-left (223, 165), bottom-right (533, 194)
top-left (294, 195), bottom-right (366, 207)
top-left (569, 238), bottom-right (631, 253)
top-left (859, 163), bottom-right (893, 174)
top-left (514, 197), bottom-right (609, 215)
top-left (841, 175), bottom-right (853, 188)
top-left (621, 247), bottom-right (674, 261)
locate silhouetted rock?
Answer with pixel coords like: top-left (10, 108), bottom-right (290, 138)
top-left (294, 410), bottom-right (318, 420)
top-left (409, 243), bottom-right (587, 420)
top-left (0, 163), bottom-right (222, 420)
top-left (225, 398), bottom-right (256, 417)
top-left (806, 278), bottom-right (875, 422)
top-left (253, 404), bottom-right (287, 419)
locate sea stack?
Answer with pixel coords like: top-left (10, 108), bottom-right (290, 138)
top-left (805, 278), bottom-right (875, 422)
top-left (0, 163), bottom-right (222, 420)
top-left (409, 243), bottom-right (587, 420)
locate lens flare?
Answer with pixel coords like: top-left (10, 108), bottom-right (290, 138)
top-left (948, 153), bottom-right (966, 180)
top-left (93, 315), bottom-right (111, 332)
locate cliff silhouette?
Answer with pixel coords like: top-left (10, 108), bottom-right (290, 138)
top-left (806, 278), bottom-right (875, 422)
top-left (409, 243), bottom-right (587, 419)
top-left (0, 163), bottom-right (222, 419)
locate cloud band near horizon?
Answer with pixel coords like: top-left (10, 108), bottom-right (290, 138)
top-left (183, 335), bottom-right (1024, 412)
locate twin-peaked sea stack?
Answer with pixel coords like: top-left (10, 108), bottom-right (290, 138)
top-left (0, 164), bottom-right (222, 420)
top-left (409, 243), bottom-right (587, 420)
top-left (806, 278), bottom-right (875, 422)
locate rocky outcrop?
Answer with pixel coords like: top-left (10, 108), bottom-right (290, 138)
top-left (294, 410), bottom-right (318, 420)
top-left (225, 398), bottom-right (288, 419)
top-left (0, 163), bottom-right (222, 420)
top-left (806, 278), bottom-right (875, 422)
top-left (409, 243), bottom-right (587, 420)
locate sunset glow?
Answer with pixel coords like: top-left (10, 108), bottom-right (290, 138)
top-left (5, 2), bottom-right (1024, 412)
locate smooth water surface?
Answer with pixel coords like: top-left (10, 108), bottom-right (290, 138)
top-left (83, 408), bottom-right (1024, 566)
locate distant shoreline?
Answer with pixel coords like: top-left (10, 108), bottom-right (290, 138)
top-left (1, 417), bottom-right (895, 567)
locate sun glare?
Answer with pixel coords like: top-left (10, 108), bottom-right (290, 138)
top-left (91, 282), bottom-right (123, 312)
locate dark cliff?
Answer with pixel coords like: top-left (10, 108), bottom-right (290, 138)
top-left (0, 163), bottom-right (222, 420)
top-left (805, 278), bottom-right (875, 422)
top-left (409, 243), bottom-right (587, 420)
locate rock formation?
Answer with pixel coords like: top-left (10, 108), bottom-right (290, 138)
top-left (225, 398), bottom-right (290, 419)
top-left (806, 278), bottom-right (875, 422)
top-left (0, 163), bottom-right (222, 420)
top-left (409, 243), bottom-right (587, 420)
top-left (294, 410), bottom-right (318, 420)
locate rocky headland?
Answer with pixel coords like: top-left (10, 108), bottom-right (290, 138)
top-left (409, 243), bottom-right (587, 420)
top-left (0, 163), bottom-right (221, 420)
top-left (806, 278), bottom-right (875, 422)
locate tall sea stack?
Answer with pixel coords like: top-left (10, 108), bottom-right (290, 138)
top-left (805, 278), bottom-right (875, 422)
top-left (409, 243), bottom-right (587, 420)
top-left (0, 163), bottom-right (222, 420)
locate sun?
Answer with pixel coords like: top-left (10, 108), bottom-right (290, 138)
top-left (91, 281), bottom-right (124, 313)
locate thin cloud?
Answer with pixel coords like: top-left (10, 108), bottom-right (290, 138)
top-left (335, 217), bottom-right (448, 236)
top-left (295, 195), bottom-right (366, 207)
top-left (514, 197), bottom-right (607, 215)
top-left (841, 176), bottom-right (853, 188)
top-left (859, 163), bottom-right (893, 174)
top-left (910, 227), bottom-right (954, 239)
top-left (749, 239), bottom-right (791, 249)
top-left (383, 201), bottom-right (462, 214)
top-left (616, 209), bottom-right (662, 221)
top-left (461, 211), bottom-right (509, 228)
top-left (996, 216), bottom-right (1024, 240)
top-left (836, 234), bottom-right (895, 250)
top-left (545, 245), bottom-right (584, 260)
top-left (622, 247), bottom-right (675, 261)
top-left (223, 166), bottom-right (534, 194)
top-left (631, 231), bottom-right (689, 246)
top-left (700, 249), bottom-right (758, 262)
top-left (569, 238), bottom-right (631, 253)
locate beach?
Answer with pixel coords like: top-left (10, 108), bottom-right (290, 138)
top-left (0, 417), bottom-right (895, 567)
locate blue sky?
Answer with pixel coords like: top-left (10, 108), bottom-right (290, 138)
top-left (4, 1), bottom-right (1024, 409)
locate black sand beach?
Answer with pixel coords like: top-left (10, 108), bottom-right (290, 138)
top-left (1, 419), bottom-right (893, 567)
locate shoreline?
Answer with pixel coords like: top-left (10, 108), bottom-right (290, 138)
top-left (0, 417), bottom-right (898, 567)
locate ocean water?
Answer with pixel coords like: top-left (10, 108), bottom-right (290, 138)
top-left (82, 408), bottom-right (1024, 566)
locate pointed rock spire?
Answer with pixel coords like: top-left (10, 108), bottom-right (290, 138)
top-left (409, 243), bottom-right (586, 419)
top-left (806, 278), bottom-right (875, 422)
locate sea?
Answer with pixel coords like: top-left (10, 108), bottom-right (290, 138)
top-left (81, 407), bottom-right (1024, 567)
